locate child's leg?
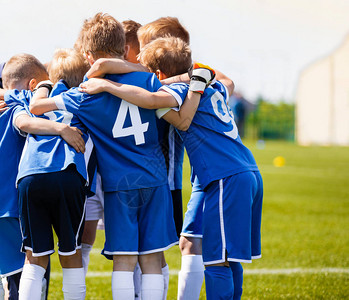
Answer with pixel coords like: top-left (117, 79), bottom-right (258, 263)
top-left (178, 237), bottom-right (204, 300)
top-left (18, 252), bottom-right (48, 300)
top-left (81, 220), bottom-right (98, 276)
top-left (229, 262), bottom-right (243, 300)
top-left (59, 250), bottom-right (85, 300)
top-left (204, 265), bottom-right (234, 300)
top-left (139, 252), bottom-right (164, 300)
top-left (112, 255), bottom-right (137, 300)
top-left (178, 178), bottom-right (205, 300)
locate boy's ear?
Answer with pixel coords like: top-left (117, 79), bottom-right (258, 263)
top-left (124, 45), bottom-right (130, 60)
top-left (156, 70), bottom-right (167, 80)
top-left (84, 52), bottom-right (95, 66)
top-left (28, 78), bottom-right (38, 91)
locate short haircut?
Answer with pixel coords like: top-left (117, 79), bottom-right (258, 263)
top-left (48, 48), bottom-right (90, 88)
top-left (79, 12), bottom-right (125, 58)
top-left (138, 17), bottom-right (190, 47)
top-left (2, 54), bottom-right (48, 89)
top-left (138, 37), bottom-right (192, 78)
top-left (122, 20), bottom-right (142, 54)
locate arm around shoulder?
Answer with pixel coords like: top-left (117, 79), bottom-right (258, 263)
top-left (29, 86), bottom-right (58, 115)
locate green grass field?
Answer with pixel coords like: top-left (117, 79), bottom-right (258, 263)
top-left (48, 140), bottom-right (349, 299)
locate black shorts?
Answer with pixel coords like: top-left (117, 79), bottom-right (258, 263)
top-left (18, 166), bottom-right (86, 256)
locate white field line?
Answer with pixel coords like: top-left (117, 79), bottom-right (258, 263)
top-left (50, 268), bottom-right (349, 278)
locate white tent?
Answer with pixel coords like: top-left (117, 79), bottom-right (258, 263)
top-left (296, 35), bottom-right (349, 146)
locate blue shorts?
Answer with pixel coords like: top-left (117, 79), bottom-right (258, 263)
top-left (202, 171), bottom-right (263, 265)
top-left (18, 166), bottom-right (86, 256)
top-left (181, 176), bottom-right (205, 238)
top-left (0, 218), bottom-right (25, 276)
top-left (102, 184), bottom-right (178, 258)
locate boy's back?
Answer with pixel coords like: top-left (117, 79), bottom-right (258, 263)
top-left (54, 71), bottom-right (168, 191)
top-left (159, 80), bottom-right (259, 189)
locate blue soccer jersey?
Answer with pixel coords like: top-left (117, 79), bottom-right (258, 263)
top-left (4, 84), bottom-right (89, 184)
top-left (158, 81), bottom-right (259, 189)
top-left (0, 95), bottom-right (29, 218)
top-left (157, 119), bottom-right (184, 190)
top-left (52, 72), bottom-right (168, 192)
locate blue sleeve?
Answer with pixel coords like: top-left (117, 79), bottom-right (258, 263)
top-left (53, 87), bottom-right (82, 116)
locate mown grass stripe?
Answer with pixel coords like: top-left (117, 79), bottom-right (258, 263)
top-left (50, 268), bottom-right (349, 278)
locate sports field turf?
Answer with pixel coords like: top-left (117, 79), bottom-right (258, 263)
top-left (48, 140), bottom-right (349, 299)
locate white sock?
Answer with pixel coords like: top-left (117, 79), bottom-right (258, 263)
top-left (0, 277), bottom-right (5, 300)
top-left (177, 255), bottom-right (204, 300)
top-left (62, 268), bottom-right (86, 300)
top-left (81, 243), bottom-right (93, 277)
top-left (19, 264), bottom-right (46, 300)
top-left (111, 271), bottom-right (134, 300)
top-left (141, 274), bottom-right (164, 300)
top-left (162, 265), bottom-right (169, 300)
top-left (134, 263), bottom-right (142, 299)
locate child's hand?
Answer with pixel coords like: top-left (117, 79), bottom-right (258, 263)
top-left (79, 78), bottom-right (108, 94)
top-left (0, 100), bottom-right (8, 113)
top-left (60, 124), bottom-right (85, 153)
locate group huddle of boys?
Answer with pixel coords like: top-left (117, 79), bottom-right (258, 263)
top-left (0, 13), bottom-right (263, 300)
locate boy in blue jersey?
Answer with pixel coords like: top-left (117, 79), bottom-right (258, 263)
top-left (1, 54), bottom-right (86, 300)
top-left (3, 53), bottom-right (88, 300)
top-left (79, 36), bottom-right (263, 300)
top-left (29, 13), bottom-right (200, 300)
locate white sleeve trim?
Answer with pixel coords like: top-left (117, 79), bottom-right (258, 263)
top-left (159, 85), bottom-right (183, 108)
top-left (53, 95), bottom-right (67, 110)
top-left (155, 85), bottom-right (183, 119)
top-left (156, 108), bottom-right (171, 119)
top-left (12, 110), bottom-right (29, 137)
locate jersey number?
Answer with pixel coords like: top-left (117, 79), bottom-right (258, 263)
top-left (210, 92), bottom-right (238, 139)
top-left (112, 100), bottom-right (149, 145)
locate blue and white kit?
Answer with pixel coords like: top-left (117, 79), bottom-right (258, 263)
top-left (158, 81), bottom-right (263, 265)
top-left (52, 72), bottom-right (178, 255)
top-left (6, 83), bottom-right (90, 257)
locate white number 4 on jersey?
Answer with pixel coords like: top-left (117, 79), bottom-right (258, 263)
top-left (112, 100), bottom-right (149, 145)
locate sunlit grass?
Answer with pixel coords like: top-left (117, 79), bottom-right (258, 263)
top-left (48, 140), bottom-right (349, 299)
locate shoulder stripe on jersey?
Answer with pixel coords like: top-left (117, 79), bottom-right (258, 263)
top-left (12, 110), bottom-right (29, 137)
top-left (53, 95), bottom-right (66, 111)
top-left (159, 85), bottom-right (183, 107)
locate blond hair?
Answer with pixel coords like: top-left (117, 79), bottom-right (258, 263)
top-left (48, 48), bottom-right (89, 88)
top-left (122, 20), bottom-right (142, 53)
top-left (2, 54), bottom-right (48, 89)
top-left (138, 37), bottom-right (192, 78)
top-left (79, 12), bottom-right (125, 59)
top-left (138, 17), bottom-right (190, 47)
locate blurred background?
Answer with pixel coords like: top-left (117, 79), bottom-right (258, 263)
top-left (1, 0), bottom-right (349, 145)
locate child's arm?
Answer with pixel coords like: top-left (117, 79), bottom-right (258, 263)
top-left (160, 63), bottom-right (216, 131)
top-left (79, 78), bottom-right (178, 109)
top-left (86, 58), bottom-right (148, 79)
top-left (15, 114), bottom-right (85, 153)
top-left (29, 85), bottom-right (60, 115)
top-left (160, 91), bottom-right (201, 131)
